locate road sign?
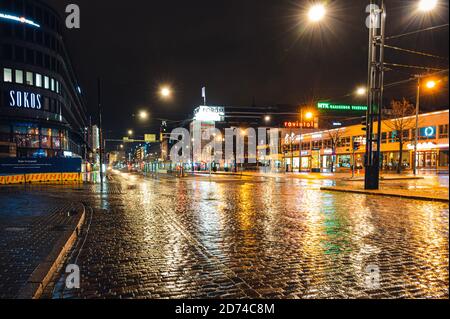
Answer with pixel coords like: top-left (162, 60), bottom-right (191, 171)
top-left (145, 134), bottom-right (157, 143)
top-left (318, 102), bottom-right (368, 112)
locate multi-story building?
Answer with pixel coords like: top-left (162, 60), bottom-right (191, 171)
top-left (0, 0), bottom-right (89, 160)
top-left (281, 109), bottom-right (449, 173)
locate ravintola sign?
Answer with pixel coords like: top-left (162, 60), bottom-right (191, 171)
top-left (9, 90), bottom-right (42, 109)
top-left (284, 120), bottom-right (316, 129)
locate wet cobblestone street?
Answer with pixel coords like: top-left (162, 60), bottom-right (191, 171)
top-left (3, 172), bottom-right (448, 299)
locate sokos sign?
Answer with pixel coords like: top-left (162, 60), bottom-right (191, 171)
top-left (9, 90), bottom-right (42, 109)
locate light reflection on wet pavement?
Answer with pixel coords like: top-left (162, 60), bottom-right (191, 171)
top-left (19, 172), bottom-right (450, 298)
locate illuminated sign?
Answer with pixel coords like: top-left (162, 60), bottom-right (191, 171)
top-left (284, 120), bottom-right (315, 129)
top-left (407, 142), bottom-right (437, 151)
top-left (318, 102), bottom-right (367, 112)
top-left (0, 12), bottom-right (40, 28)
top-left (193, 106), bottom-right (225, 122)
top-left (420, 126), bottom-right (436, 138)
top-left (9, 90), bottom-right (42, 109)
top-left (144, 134), bottom-right (157, 143)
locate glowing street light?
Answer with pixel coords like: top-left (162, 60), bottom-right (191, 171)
top-left (138, 110), bottom-right (149, 120)
top-left (264, 115), bottom-right (271, 123)
top-left (308, 4), bottom-right (326, 22)
top-left (160, 86), bottom-right (172, 98)
top-left (304, 111), bottom-right (314, 120)
top-left (128, 130), bottom-right (133, 136)
top-left (425, 80), bottom-right (437, 89)
top-left (418, 0), bottom-right (438, 12)
top-left (356, 87), bottom-right (367, 96)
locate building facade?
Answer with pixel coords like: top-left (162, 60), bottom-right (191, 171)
top-left (0, 0), bottom-right (89, 159)
top-left (282, 109), bottom-right (449, 173)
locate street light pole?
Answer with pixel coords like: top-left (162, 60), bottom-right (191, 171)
top-left (413, 76), bottom-right (421, 175)
top-left (364, 0), bottom-right (386, 190)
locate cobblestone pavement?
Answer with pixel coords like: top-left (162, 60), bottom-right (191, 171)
top-left (3, 172), bottom-right (448, 299)
top-left (0, 185), bottom-right (84, 298)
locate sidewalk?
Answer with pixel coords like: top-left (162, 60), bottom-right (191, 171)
top-left (0, 190), bottom-right (85, 299)
top-left (193, 170), bottom-right (428, 181)
top-left (320, 186), bottom-right (449, 202)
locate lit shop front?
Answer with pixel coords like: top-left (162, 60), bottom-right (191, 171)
top-left (0, 3), bottom-right (89, 161)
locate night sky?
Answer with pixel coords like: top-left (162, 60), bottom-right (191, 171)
top-left (42, 0), bottom-right (449, 139)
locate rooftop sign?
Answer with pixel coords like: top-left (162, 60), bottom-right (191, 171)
top-left (193, 106), bottom-right (225, 122)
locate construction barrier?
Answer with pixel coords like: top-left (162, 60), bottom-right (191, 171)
top-left (0, 173), bottom-right (82, 185)
top-left (1, 174), bottom-right (26, 185)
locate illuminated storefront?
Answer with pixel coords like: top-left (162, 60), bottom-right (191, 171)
top-left (0, 1), bottom-right (89, 160)
top-left (281, 110), bottom-right (449, 172)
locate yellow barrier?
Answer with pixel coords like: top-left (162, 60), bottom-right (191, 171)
top-left (0, 173), bottom-right (82, 185)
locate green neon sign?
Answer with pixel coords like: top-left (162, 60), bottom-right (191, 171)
top-left (318, 102), bottom-right (368, 112)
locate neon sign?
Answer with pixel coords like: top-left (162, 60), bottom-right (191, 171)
top-left (0, 12), bottom-right (40, 28)
top-left (9, 90), bottom-right (42, 109)
top-left (318, 102), bottom-right (367, 112)
top-left (284, 120), bottom-right (315, 129)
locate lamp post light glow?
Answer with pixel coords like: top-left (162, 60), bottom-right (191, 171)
top-left (426, 80), bottom-right (437, 89)
top-left (356, 87), bottom-right (367, 96)
top-left (160, 87), bottom-right (172, 98)
top-left (418, 0), bottom-right (438, 12)
top-left (308, 4), bottom-right (326, 22)
top-left (264, 115), bottom-right (271, 123)
top-left (128, 130), bottom-right (133, 136)
top-left (139, 110), bottom-right (149, 120)
top-left (304, 112), bottom-right (314, 120)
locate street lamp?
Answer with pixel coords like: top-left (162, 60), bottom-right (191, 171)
top-left (160, 86), bottom-right (172, 99)
top-left (304, 111), bottom-right (314, 120)
top-left (356, 87), bottom-right (367, 96)
top-left (264, 115), bottom-right (271, 123)
top-left (128, 130), bottom-right (133, 136)
top-left (413, 76), bottom-right (440, 175)
top-left (138, 110), bottom-right (149, 120)
top-left (418, 0), bottom-right (438, 12)
top-left (308, 4), bottom-right (326, 22)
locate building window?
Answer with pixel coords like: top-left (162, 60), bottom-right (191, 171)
top-left (3, 68), bottom-right (12, 82)
top-left (15, 70), bottom-right (23, 84)
top-left (51, 78), bottom-right (55, 91)
top-left (439, 124), bottom-right (449, 139)
top-left (44, 76), bottom-right (49, 89)
top-left (381, 132), bottom-right (388, 144)
top-left (36, 73), bottom-right (42, 87)
top-left (56, 81), bottom-right (60, 93)
top-left (26, 72), bottom-right (34, 85)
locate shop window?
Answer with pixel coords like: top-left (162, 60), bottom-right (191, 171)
top-left (3, 68), bottom-right (12, 82)
top-left (439, 125), bottom-right (449, 139)
top-left (26, 72), bottom-right (33, 85)
top-left (402, 130), bottom-right (410, 141)
top-left (15, 70), bottom-right (23, 84)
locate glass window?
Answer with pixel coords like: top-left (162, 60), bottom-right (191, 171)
top-left (26, 72), bottom-right (33, 85)
top-left (44, 76), bottom-right (49, 89)
top-left (56, 81), bottom-right (60, 93)
top-left (3, 68), bottom-right (12, 82)
top-left (36, 74), bottom-right (42, 87)
top-left (439, 125), bottom-right (449, 139)
top-left (50, 78), bottom-right (55, 91)
top-left (15, 70), bottom-right (23, 84)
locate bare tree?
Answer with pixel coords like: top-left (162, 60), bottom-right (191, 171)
top-left (327, 128), bottom-right (345, 173)
top-left (384, 99), bottom-right (416, 174)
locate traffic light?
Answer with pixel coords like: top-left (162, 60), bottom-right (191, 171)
top-left (361, 118), bottom-right (367, 131)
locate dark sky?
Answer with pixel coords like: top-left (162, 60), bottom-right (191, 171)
top-left (42, 0), bottom-right (449, 139)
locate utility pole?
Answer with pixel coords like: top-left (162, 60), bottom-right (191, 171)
top-left (413, 75), bottom-right (421, 176)
top-left (364, 0), bottom-right (385, 190)
top-left (98, 78), bottom-right (104, 188)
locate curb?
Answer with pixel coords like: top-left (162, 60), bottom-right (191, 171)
top-left (16, 204), bottom-right (86, 299)
top-left (320, 187), bottom-right (449, 203)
